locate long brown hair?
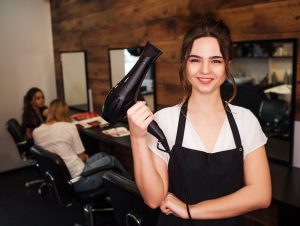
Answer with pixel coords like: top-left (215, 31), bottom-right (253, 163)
top-left (46, 99), bottom-right (71, 123)
top-left (179, 16), bottom-right (237, 103)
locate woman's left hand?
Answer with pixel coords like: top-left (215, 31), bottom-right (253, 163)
top-left (160, 193), bottom-right (189, 219)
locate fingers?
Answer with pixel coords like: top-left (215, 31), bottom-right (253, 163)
top-left (127, 101), bottom-right (146, 115)
top-left (160, 205), bottom-right (173, 215)
top-left (127, 101), bottom-right (154, 127)
top-left (160, 193), bottom-right (173, 215)
top-left (160, 199), bottom-right (173, 215)
top-left (127, 101), bottom-right (154, 137)
top-left (160, 193), bottom-right (187, 219)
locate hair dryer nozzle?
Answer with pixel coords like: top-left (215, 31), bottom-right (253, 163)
top-left (102, 42), bottom-right (170, 153)
top-left (102, 42), bottom-right (162, 123)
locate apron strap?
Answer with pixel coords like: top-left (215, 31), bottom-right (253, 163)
top-left (224, 102), bottom-right (243, 151)
top-left (175, 99), bottom-right (188, 147)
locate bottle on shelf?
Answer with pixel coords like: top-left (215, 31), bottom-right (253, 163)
top-left (271, 72), bottom-right (278, 86)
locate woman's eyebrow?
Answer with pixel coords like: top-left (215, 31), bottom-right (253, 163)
top-left (188, 55), bottom-right (223, 59)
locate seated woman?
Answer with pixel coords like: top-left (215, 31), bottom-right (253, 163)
top-left (33, 99), bottom-right (129, 192)
top-left (21, 87), bottom-right (48, 141)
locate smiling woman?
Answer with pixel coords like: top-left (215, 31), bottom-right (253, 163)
top-left (126, 16), bottom-right (271, 226)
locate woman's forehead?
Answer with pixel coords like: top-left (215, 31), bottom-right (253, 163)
top-left (190, 37), bottom-right (222, 56)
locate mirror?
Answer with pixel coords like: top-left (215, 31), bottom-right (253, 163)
top-left (108, 46), bottom-right (156, 111)
top-left (222, 38), bottom-right (297, 165)
top-left (60, 51), bottom-right (90, 112)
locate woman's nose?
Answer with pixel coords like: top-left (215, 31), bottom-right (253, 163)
top-left (200, 60), bottom-right (210, 74)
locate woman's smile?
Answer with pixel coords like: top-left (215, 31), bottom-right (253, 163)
top-left (196, 77), bottom-right (215, 84)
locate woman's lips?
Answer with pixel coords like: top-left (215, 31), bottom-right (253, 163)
top-left (197, 77), bottom-right (214, 84)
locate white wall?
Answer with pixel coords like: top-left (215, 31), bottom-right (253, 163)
top-left (0, 0), bottom-right (56, 172)
top-left (293, 122), bottom-right (300, 168)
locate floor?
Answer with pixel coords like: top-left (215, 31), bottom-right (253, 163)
top-left (0, 165), bottom-right (283, 226)
top-left (0, 166), bottom-right (115, 226)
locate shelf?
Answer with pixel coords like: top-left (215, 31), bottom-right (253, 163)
top-left (233, 56), bottom-right (292, 59)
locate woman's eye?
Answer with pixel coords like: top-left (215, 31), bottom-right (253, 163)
top-left (211, 59), bottom-right (222, 64)
top-left (189, 58), bottom-right (200, 63)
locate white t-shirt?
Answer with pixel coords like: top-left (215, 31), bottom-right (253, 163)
top-left (33, 122), bottom-right (85, 178)
top-left (147, 103), bottom-right (267, 164)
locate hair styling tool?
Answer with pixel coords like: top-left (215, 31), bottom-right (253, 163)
top-left (102, 42), bottom-right (170, 153)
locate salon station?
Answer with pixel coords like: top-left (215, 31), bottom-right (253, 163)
top-left (1, 1), bottom-right (300, 226)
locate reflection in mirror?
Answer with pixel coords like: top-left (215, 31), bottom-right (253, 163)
top-left (108, 47), bottom-right (156, 111)
top-left (60, 51), bottom-right (90, 112)
top-left (222, 39), bottom-right (297, 165)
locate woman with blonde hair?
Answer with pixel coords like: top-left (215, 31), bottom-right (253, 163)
top-left (33, 99), bottom-right (129, 192)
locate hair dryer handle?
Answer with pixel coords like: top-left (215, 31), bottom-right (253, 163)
top-left (147, 121), bottom-right (170, 153)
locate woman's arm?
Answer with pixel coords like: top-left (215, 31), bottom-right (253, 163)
top-left (42, 107), bottom-right (48, 118)
top-left (161, 146), bottom-right (272, 219)
top-left (127, 101), bottom-right (169, 208)
top-left (25, 128), bottom-right (34, 139)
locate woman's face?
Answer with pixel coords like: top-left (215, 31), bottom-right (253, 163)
top-left (31, 91), bottom-right (45, 108)
top-left (186, 37), bottom-right (226, 96)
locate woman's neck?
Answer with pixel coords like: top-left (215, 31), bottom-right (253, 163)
top-left (188, 91), bottom-right (223, 113)
top-left (46, 120), bottom-right (57, 125)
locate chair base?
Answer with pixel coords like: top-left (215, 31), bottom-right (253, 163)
top-left (84, 204), bottom-right (113, 226)
top-left (25, 178), bottom-right (44, 188)
top-left (25, 179), bottom-right (47, 196)
top-left (38, 182), bottom-right (47, 196)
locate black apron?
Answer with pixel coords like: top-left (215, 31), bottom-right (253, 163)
top-left (157, 101), bottom-right (244, 226)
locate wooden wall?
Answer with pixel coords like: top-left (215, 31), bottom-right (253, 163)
top-left (50, 0), bottom-right (300, 120)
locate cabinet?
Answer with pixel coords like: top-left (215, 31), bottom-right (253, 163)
top-left (231, 40), bottom-right (295, 86)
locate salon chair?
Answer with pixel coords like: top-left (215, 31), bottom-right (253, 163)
top-left (5, 118), bottom-right (45, 193)
top-left (103, 171), bottom-right (160, 226)
top-left (258, 99), bottom-right (289, 137)
top-left (30, 145), bottom-right (115, 226)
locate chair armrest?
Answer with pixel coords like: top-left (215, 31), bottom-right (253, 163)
top-left (16, 140), bottom-right (27, 146)
top-left (70, 165), bottom-right (117, 184)
top-left (81, 165), bottom-right (117, 177)
top-left (70, 164), bottom-right (123, 184)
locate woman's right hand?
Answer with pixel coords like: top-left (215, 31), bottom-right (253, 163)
top-left (127, 101), bottom-right (154, 139)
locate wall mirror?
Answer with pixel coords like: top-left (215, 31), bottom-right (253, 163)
top-left (221, 39), bottom-right (297, 165)
top-left (108, 46), bottom-right (156, 111)
top-left (60, 51), bottom-right (90, 112)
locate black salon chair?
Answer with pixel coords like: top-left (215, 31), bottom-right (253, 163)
top-left (5, 118), bottom-right (45, 191)
top-left (30, 145), bottom-right (115, 226)
top-left (258, 99), bottom-right (289, 137)
top-left (103, 171), bottom-right (160, 226)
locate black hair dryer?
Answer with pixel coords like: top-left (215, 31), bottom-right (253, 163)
top-left (102, 42), bottom-right (170, 153)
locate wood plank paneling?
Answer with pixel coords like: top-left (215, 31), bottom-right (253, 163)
top-left (50, 0), bottom-right (300, 121)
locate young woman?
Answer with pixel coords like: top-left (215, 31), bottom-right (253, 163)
top-left (21, 87), bottom-right (48, 140)
top-left (33, 99), bottom-right (129, 192)
top-left (127, 17), bottom-right (271, 225)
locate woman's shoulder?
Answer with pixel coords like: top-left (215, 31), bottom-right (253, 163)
top-left (50, 121), bottom-right (75, 130)
top-left (227, 103), bottom-right (260, 126)
top-left (227, 103), bottom-right (255, 117)
top-left (155, 104), bottom-right (181, 118)
top-left (154, 104), bottom-right (182, 128)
